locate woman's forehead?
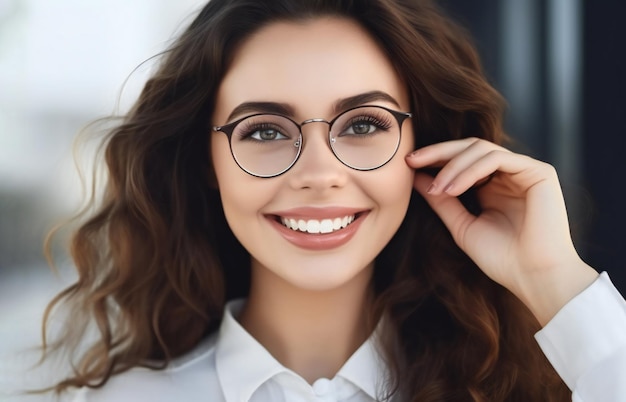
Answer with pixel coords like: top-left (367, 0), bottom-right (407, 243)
top-left (213, 17), bottom-right (409, 121)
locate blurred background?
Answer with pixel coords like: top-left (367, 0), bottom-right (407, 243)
top-left (0, 0), bottom-right (210, 399)
top-left (0, 0), bottom-right (624, 399)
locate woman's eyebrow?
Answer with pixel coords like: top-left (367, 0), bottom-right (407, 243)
top-left (226, 102), bottom-right (295, 122)
top-left (332, 91), bottom-right (401, 114)
top-left (225, 90), bottom-right (401, 122)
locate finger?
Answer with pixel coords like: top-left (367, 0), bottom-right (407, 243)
top-left (413, 172), bottom-right (477, 248)
top-left (405, 137), bottom-right (508, 169)
top-left (425, 140), bottom-right (511, 195)
top-left (439, 150), bottom-right (513, 196)
top-left (443, 152), bottom-right (552, 196)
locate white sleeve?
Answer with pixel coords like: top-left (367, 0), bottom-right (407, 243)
top-left (69, 387), bottom-right (88, 402)
top-left (535, 272), bottom-right (626, 401)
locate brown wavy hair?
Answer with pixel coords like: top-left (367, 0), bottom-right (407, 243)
top-left (41, 0), bottom-right (570, 400)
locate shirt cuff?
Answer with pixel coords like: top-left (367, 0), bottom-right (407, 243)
top-left (535, 272), bottom-right (626, 390)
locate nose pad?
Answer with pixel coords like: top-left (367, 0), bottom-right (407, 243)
top-left (288, 122), bottom-right (348, 190)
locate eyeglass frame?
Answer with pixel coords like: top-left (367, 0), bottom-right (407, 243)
top-left (212, 105), bottom-right (413, 178)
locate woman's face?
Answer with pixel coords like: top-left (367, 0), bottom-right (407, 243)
top-left (211, 17), bottom-right (415, 291)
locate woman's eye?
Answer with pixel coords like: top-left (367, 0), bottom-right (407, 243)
top-left (341, 118), bottom-right (385, 136)
top-left (348, 122), bottom-right (376, 135)
top-left (249, 128), bottom-right (288, 141)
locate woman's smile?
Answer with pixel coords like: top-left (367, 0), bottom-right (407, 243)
top-left (264, 207), bottom-right (370, 250)
top-left (279, 215), bottom-right (355, 234)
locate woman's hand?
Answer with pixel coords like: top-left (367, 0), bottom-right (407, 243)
top-left (406, 137), bottom-right (598, 325)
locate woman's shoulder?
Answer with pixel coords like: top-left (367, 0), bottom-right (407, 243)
top-left (70, 334), bottom-right (223, 402)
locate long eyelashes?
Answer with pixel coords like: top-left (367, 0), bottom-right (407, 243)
top-left (237, 122), bottom-right (289, 140)
top-left (233, 111), bottom-right (394, 140)
top-left (345, 114), bottom-right (393, 130)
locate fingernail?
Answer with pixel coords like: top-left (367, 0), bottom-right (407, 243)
top-left (444, 183), bottom-right (454, 193)
top-left (406, 149), bottom-right (421, 158)
top-left (427, 182), bottom-right (436, 194)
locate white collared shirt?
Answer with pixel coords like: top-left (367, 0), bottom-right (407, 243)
top-left (72, 300), bottom-right (391, 402)
top-left (70, 273), bottom-right (626, 402)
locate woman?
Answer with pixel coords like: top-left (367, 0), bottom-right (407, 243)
top-left (41, 0), bottom-right (625, 401)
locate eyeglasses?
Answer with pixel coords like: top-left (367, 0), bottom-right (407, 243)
top-left (212, 105), bottom-right (412, 178)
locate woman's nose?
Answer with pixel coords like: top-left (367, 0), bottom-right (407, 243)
top-left (287, 122), bottom-right (348, 191)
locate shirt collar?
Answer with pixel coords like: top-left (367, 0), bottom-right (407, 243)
top-left (215, 299), bottom-right (287, 402)
top-left (336, 323), bottom-right (390, 400)
top-left (215, 299), bottom-right (390, 402)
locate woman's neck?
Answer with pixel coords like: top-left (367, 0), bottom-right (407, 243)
top-left (238, 262), bottom-right (374, 384)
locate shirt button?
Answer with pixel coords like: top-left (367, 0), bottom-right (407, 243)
top-left (312, 378), bottom-right (332, 396)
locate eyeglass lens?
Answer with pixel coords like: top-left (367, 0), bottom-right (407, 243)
top-left (228, 106), bottom-right (402, 177)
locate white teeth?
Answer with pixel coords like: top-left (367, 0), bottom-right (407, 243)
top-left (280, 215), bottom-right (356, 234)
top-left (320, 219), bottom-right (333, 233)
top-left (306, 220), bottom-right (320, 234)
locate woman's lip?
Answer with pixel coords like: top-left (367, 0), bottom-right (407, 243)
top-left (267, 211), bottom-right (369, 251)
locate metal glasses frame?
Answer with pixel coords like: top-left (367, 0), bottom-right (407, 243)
top-left (213, 105), bottom-right (412, 178)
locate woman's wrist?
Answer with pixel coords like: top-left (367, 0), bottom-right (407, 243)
top-left (515, 260), bottom-right (599, 326)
